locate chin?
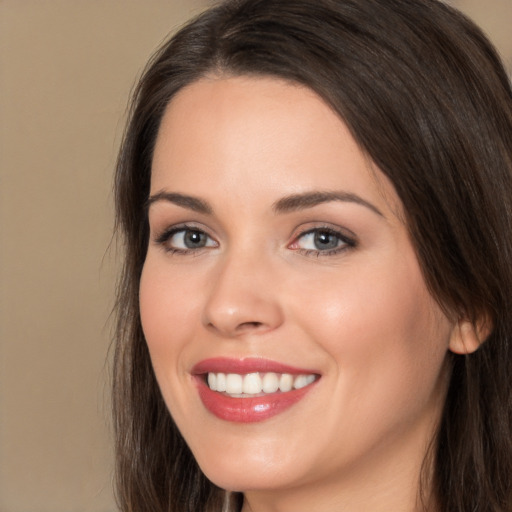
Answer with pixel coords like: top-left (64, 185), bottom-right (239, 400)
top-left (202, 464), bottom-right (294, 493)
top-left (192, 441), bottom-right (306, 492)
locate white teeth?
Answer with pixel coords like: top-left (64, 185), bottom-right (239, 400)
top-left (206, 372), bottom-right (317, 395)
top-left (242, 373), bottom-right (262, 394)
top-left (293, 374), bottom-right (316, 389)
top-left (207, 372), bottom-right (217, 390)
top-left (225, 373), bottom-right (243, 394)
top-left (279, 373), bottom-right (293, 392)
top-left (216, 373), bottom-right (226, 392)
top-left (262, 372), bottom-right (279, 393)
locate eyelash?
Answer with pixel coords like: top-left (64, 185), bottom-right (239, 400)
top-left (153, 224), bottom-right (356, 257)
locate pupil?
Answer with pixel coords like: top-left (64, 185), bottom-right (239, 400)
top-left (185, 230), bottom-right (205, 248)
top-left (314, 231), bottom-right (337, 250)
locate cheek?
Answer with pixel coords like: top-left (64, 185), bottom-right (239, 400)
top-left (291, 256), bottom-right (452, 414)
top-left (139, 258), bottom-right (203, 374)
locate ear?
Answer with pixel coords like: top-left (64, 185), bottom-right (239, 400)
top-left (448, 316), bottom-right (492, 355)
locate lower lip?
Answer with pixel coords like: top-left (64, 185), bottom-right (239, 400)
top-left (195, 377), bottom-right (317, 423)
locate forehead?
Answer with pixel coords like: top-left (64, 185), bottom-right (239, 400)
top-left (151, 75), bottom-right (401, 218)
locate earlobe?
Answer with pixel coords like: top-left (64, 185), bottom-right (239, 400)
top-left (448, 317), bottom-right (492, 355)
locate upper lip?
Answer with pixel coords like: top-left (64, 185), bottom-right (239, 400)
top-left (192, 357), bottom-right (319, 375)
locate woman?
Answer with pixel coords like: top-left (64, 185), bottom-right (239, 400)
top-left (112, 0), bottom-right (512, 511)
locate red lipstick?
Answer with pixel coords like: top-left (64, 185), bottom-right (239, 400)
top-left (192, 357), bottom-right (319, 423)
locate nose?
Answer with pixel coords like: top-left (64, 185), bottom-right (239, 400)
top-left (202, 251), bottom-right (284, 337)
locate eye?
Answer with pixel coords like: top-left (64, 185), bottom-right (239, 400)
top-left (155, 226), bottom-right (217, 253)
top-left (290, 227), bottom-right (355, 255)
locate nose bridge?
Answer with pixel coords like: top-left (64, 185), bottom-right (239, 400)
top-left (202, 243), bottom-right (283, 337)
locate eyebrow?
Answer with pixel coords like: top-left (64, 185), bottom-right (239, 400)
top-left (146, 189), bottom-right (383, 217)
top-left (146, 191), bottom-right (213, 215)
top-left (272, 191), bottom-right (383, 217)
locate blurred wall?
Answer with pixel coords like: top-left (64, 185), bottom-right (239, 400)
top-left (0, 2), bottom-right (208, 511)
top-left (0, 1), bottom-right (510, 511)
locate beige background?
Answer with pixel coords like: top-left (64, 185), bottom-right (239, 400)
top-left (0, 1), bottom-right (510, 511)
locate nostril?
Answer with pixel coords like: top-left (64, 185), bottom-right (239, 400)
top-left (206, 320), bottom-right (266, 336)
top-left (237, 321), bottom-right (264, 331)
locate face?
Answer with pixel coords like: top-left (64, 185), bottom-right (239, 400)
top-left (140, 76), bottom-right (457, 507)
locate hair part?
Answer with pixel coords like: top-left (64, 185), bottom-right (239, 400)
top-left (113, 1), bottom-right (512, 510)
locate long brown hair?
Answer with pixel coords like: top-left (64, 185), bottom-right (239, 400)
top-left (113, 1), bottom-right (512, 510)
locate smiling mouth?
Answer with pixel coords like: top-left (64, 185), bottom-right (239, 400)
top-left (193, 358), bottom-right (320, 422)
top-left (206, 372), bottom-right (318, 397)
